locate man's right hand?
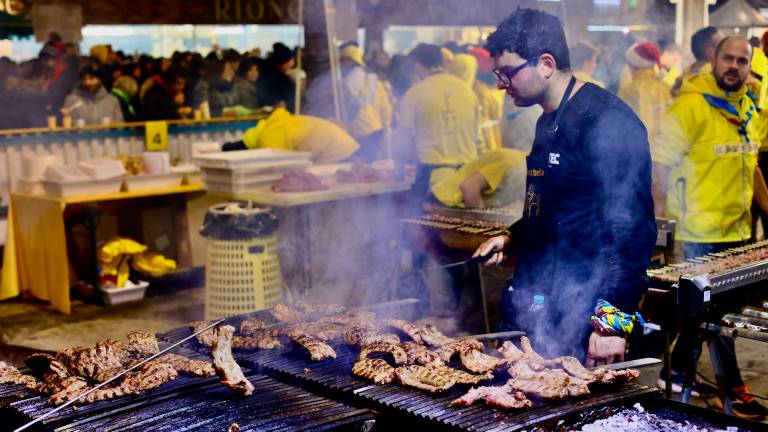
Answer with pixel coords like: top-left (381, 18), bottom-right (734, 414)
top-left (473, 235), bottom-right (510, 266)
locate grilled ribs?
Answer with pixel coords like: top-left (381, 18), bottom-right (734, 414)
top-left (395, 365), bottom-right (456, 393)
top-left (382, 319), bottom-right (424, 344)
top-left (451, 385), bottom-right (532, 409)
top-left (157, 354), bottom-right (216, 377)
top-left (352, 358), bottom-right (396, 384)
top-left (344, 327), bottom-right (400, 347)
top-left (271, 304), bottom-right (304, 323)
top-left (239, 318), bottom-right (267, 336)
top-left (212, 325), bottom-right (254, 396)
top-left (432, 366), bottom-right (494, 385)
top-left (419, 323), bottom-right (453, 346)
top-left (291, 334), bottom-right (337, 361)
top-left (358, 342), bottom-right (408, 365)
top-left (435, 339), bottom-right (484, 362)
top-left (459, 348), bottom-right (504, 374)
top-left (400, 341), bottom-right (444, 367)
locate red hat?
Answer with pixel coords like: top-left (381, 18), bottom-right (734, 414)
top-left (469, 47), bottom-right (492, 73)
top-left (625, 42), bottom-right (661, 69)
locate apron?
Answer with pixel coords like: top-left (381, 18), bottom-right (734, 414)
top-left (501, 77), bottom-right (585, 358)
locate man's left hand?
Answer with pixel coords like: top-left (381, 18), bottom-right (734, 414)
top-left (586, 330), bottom-right (626, 367)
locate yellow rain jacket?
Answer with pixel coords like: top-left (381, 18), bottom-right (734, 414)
top-left (243, 107), bottom-right (359, 163)
top-left (618, 67), bottom-right (672, 147)
top-left (654, 72), bottom-right (768, 242)
top-left (431, 149), bottom-right (526, 208)
top-left (573, 70), bottom-right (605, 88)
top-left (448, 54), bottom-right (477, 88)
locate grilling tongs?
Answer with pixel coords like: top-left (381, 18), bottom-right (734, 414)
top-left (13, 319), bottom-right (226, 432)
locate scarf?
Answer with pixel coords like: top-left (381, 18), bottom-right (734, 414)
top-left (702, 92), bottom-right (757, 142)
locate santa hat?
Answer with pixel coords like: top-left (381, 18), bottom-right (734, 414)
top-left (625, 42), bottom-right (661, 69)
top-left (468, 47), bottom-right (492, 73)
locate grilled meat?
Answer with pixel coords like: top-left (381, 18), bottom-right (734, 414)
top-left (320, 310), bottom-right (376, 328)
top-left (450, 385), bottom-right (532, 409)
top-left (293, 300), bottom-right (347, 316)
top-left (123, 360), bottom-right (178, 391)
top-left (239, 318), bottom-right (267, 336)
top-left (0, 364), bottom-right (39, 390)
top-left (358, 342), bottom-right (408, 365)
top-left (212, 325), bottom-right (254, 396)
top-left (232, 333), bottom-right (283, 350)
top-left (57, 340), bottom-right (133, 383)
top-left (125, 331), bottom-right (159, 357)
top-left (382, 319), bottom-right (424, 344)
top-left (48, 377), bottom-right (90, 405)
top-left (459, 348), bottom-right (504, 374)
top-left (400, 341), bottom-right (444, 367)
top-left (432, 366), bottom-right (494, 385)
top-left (344, 327), bottom-right (400, 347)
top-left (434, 339), bottom-right (484, 362)
top-left (282, 322), bottom-right (347, 342)
top-left (271, 303), bottom-right (305, 323)
top-left (508, 378), bottom-right (570, 400)
top-left (395, 365), bottom-right (456, 393)
top-left (190, 321), bottom-right (217, 346)
top-left (158, 354), bottom-right (216, 377)
top-left (352, 358), bottom-right (396, 384)
top-left (591, 367), bottom-right (640, 384)
top-left (419, 323), bottom-right (453, 346)
top-left (291, 334), bottom-right (337, 361)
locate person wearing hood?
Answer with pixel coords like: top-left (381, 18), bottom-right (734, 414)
top-left (61, 65), bottom-right (123, 125)
top-left (654, 36), bottom-right (768, 420)
top-left (618, 42), bottom-right (671, 149)
top-left (338, 42), bottom-right (391, 162)
top-left (111, 75), bottom-right (138, 122)
top-left (257, 42), bottom-right (296, 112)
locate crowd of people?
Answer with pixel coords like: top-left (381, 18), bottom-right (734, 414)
top-left (0, 33), bottom-right (300, 129)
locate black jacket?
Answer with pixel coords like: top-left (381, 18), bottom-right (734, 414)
top-left (141, 82), bottom-right (179, 121)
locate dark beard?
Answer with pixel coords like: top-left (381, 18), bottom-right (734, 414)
top-left (715, 74), bottom-right (745, 92)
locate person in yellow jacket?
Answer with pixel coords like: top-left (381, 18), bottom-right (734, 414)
top-left (672, 26), bottom-right (724, 96)
top-left (226, 107), bottom-right (359, 164)
top-left (619, 42), bottom-right (672, 148)
top-left (653, 38), bottom-right (768, 420)
top-left (396, 43), bottom-right (480, 200)
top-left (448, 52), bottom-right (498, 153)
top-left (430, 148), bottom-right (526, 209)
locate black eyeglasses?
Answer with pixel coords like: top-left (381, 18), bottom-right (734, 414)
top-left (493, 57), bottom-right (537, 87)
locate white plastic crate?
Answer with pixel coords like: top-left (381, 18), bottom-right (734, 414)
top-left (201, 159), bottom-right (311, 183)
top-left (99, 280), bottom-right (149, 305)
top-left (194, 149), bottom-right (311, 169)
top-left (42, 177), bottom-right (123, 197)
top-left (124, 172), bottom-right (185, 192)
top-left (204, 234), bottom-right (282, 320)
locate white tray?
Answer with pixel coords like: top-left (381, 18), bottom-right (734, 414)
top-left (124, 173), bottom-right (184, 192)
top-left (100, 280), bottom-right (149, 305)
top-left (204, 175), bottom-right (283, 193)
top-left (194, 149), bottom-right (311, 169)
top-left (42, 177), bottom-right (124, 197)
top-left (201, 159), bottom-right (311, 183)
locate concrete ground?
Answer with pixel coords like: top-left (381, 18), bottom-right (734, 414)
top-left (0, 287), bottom-right (766, 426)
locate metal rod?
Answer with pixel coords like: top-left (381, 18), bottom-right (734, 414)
top-left (13, 318), bottom-right (225, 432)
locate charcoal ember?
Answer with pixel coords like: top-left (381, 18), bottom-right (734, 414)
top-left (578, 404), bottom-right (722, 432)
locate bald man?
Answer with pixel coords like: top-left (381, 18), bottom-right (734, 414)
top-left (653, 36), bottom-right (768, 419)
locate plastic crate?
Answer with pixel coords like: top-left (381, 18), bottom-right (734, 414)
top-left (42, 177), bottom-right (124, 197)
top-left (203, 174), bottom-right (283, 193)
top-left (204, 233), bottom-right (282, 319)
top-left (194, 149), bottom-right (311, 169)
top-left (99, 281), bottom-right (149, 305)
top-left (124, 172), bottom-right (184, 192)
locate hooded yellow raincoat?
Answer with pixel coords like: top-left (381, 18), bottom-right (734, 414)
top-left (243, 107), bottom-right (359, 163)
top-left (654, 72), bottom-right (768, 242)
top-left (618, 67), bottom-right (672, 147)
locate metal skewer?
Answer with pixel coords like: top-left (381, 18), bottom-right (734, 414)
top-left (14, 318), bottom-right (225, 432)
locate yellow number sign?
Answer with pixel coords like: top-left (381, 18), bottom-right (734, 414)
top-left (145, 121), bottom-right (169, 151)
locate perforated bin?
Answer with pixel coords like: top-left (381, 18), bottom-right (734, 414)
top-left (200, 202), bottom-right (282, 320)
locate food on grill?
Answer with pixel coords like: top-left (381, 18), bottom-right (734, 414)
top-left (352, 358), bottom-right (396, 384)
top-left (507, 377), bottom-right (571, 400)
top-left (508, 362), bottom-right (590, 398)
top-left (157, 354), bottom-right (216, 377)
top-left (190, 321), bottom-right (217, 346)
top-left (344, 327), bottom-right (400, 347)
top-left (271, 303), bottom-right (305, 323)
top-left (434, 339), bottom-right (484, 362)
top-left (319, 310), bottom-right (376, 328)
top-left (281, 322), bottom-right (347, 342)
top-left (239, 318), bottom-right (267, 336)
top-left (271, 171), bottom-right (328, 192)
top-left (382, 319), bottom-right (424, 344)
top-left (232, 333), bottom-right (283, 350)
top-left (291, 334), bottom-right (337, 361)
top-left (450, 384), bottom-right (532, 409)
top-left (293, 300), bottom-right (347, 317)
top-left (334, 162), bottom-right (389, 183)
top-left (419, 323), bottom-right (453, 346)
top-left (647, 242), bottom-right (768, 284)
top-left (459, 348), bottom-right (505, 373)
top-left (742, 306), bottom-right (768, 320)
top-left (395, 365), bottom-right (456, 393)
top-left (126, 331), bottom-right (160, 357)
top-left (212, 325), bottom-right (254, 396)
top-left (400, 341), bottom-right (444, 367)
top-left (48, 376), bottom-right (90, 405)
top-left (58, 339), bottom-right (134, 383)
top-left (433, 366), bottom-right (494, 385)
top-left (0, 363), bottom-right (39, 389)
top-left (358, 342), bottom-right (408, 365)
top-left (722, 313), bottom-right (768, 332)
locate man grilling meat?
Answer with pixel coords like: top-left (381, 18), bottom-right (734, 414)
top-left (474, 9), bottom-right (656, 366)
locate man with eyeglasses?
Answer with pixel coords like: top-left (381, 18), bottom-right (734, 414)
top-left (473, 9), bottom-right (656, 366)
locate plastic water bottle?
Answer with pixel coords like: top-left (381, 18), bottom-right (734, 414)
top-left (529, 294), bottom-right (545, 312)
